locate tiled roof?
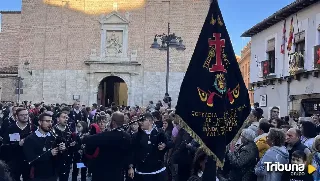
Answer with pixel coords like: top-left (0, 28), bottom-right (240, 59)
top-left (0, 11), bottom-right (21, 14)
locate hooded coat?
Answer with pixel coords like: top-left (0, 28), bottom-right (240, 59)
top-left (308, 135), bottom-right (320, 180)
top-left (255, 146), bottom-right (289, 181)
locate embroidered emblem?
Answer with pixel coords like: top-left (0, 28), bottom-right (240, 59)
top-left (197, 33), bottom-right (241, 107)
top-left (214, 73), bottom-right (226, 94)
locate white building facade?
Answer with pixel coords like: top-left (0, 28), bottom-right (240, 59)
top-left (242, 0), bottom-right (320, 118)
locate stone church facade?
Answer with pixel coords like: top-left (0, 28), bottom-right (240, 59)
top-left (0, 0), bottom-right (210, 106)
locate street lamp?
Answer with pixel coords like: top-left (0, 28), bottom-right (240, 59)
top-left (150, 22), bottom-right (186, 94)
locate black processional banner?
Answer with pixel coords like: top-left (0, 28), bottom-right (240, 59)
top-left (175, 0), bottom-right (250, 167)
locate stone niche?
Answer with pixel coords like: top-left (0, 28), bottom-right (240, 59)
top-left (99, 11), bottom-right (129, 62)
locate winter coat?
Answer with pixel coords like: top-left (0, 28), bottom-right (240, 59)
top-left (254, 133), bottom-right (270, 159)
top-left (255, 146), bottom-right (289, 181)
top-left (227, 141), bottom-right (259, 181)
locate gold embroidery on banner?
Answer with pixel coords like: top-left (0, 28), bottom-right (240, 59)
top-left (203, 46), bottom-right (216, 69)
top-left (210, 14), bottom-right (216, 25)
top-left (197, 88), bottom-right (208, 102)
top-left (232, 84), bottom-right (240, 98)
top-left (222, 53), bottom-right (230, 66)
top-left (176, 104), bottom-right (248, 168)
top-left (217, 15), bottom-right (223, 26)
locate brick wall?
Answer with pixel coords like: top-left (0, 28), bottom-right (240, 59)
top-left (19, 0), bottom-right (209, 71)
top-left (0, 12), bottom-right (21, 68)
top-left (1, 0), bottom-right (211, 104)
top-left (0, 12), bottom-right (21, 102)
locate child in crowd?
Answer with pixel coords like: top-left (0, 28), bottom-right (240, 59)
top-left (290, 150), bottom-right (313, 181)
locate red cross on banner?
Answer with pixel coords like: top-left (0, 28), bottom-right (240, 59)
top-left (208, 33), bottom-right (226, 72)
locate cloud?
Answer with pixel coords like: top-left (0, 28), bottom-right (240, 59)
top-left (43, 0), bottom-right (146, 15)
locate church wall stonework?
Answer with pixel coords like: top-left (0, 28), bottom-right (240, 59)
top-left (19, 69), bottom-right (184, 106)
top-left (142, 71), bottom-right (185, 106)
top-left (0, 78), bottom-right (16, 102)
top-left (1, 0), bottom-right (210, 106)
top-left (19, 70), bottom-right (89, 105)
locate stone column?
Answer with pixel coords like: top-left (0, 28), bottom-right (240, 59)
top-left (100, 28), bottom-right (106, 58)
top-left (129, 74), bottom-right (135, 106)
top-left (88, 73), bottom-right (98, 105)
top-left (123, 28), bottom-right (128, 58)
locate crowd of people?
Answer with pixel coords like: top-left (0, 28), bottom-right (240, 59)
top-left (218, 105), bottom-right (320, 181)
top-left (0, 98), bottom-right (210, 181)
top-left (0, 100), bottom-right (319, 181)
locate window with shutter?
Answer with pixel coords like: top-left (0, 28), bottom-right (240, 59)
top-left (266, 50), bottom-right (275, 74)
top-left (294, 31), bottom-right (305, 69)
top-left (266, 38), bottom-right (275, 52)
top-left (266, 38), bottom-right (276, 74)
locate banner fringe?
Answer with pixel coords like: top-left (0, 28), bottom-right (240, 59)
top-left (175, 112), bottom-right (253, 169)
top-left (175, 114), bottom-right (224, 168)
top-left (227, 113), bottom-right (255, 148)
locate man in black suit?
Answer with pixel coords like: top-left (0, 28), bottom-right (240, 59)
top-left (82, 111), bottom-right (132, 181)
top-left (68, 102), bottom-right (85, 132)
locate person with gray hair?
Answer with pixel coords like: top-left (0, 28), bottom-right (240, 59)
top-left (241, 128), bottom-right (257, 142)
top-left (255, 128), bottom-right (289, 181)
top-left (247, 125), bottom-right (258, 137)
top-left (218, 129), bottom-right (259, 181)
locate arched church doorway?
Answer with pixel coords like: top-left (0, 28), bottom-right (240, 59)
top-left (97, 76), bottom-right (128, 107)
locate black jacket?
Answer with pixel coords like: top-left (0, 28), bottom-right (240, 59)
top-left (68, 110), bottom-right (85, 132)
top-left (1, 122), bottom-right (33, 163)
top-left (132, 127), bottom-right (168, 173)
top-left (282, 141), bottom-right (309, 181)
top-left (23, 133), bottom-right (57, 179)
top-left (0, 116), bottom-right (15, 137)
top-left (289, 170), bottom-right (313, 181)
top-left (82, 130), bottom-right (131, 181)
top-left (53, 126), bottom-right (74, 174)
top-left (171, 128), bottom-right (193, 164)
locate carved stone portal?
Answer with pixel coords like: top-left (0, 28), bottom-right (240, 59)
top-left (106, 30), bottom-right (123, 57)
top-left (99, 11), bottom-right (129, 61)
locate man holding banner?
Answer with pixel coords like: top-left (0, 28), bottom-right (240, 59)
top-left (175, 0), bottom-right (251, 180)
